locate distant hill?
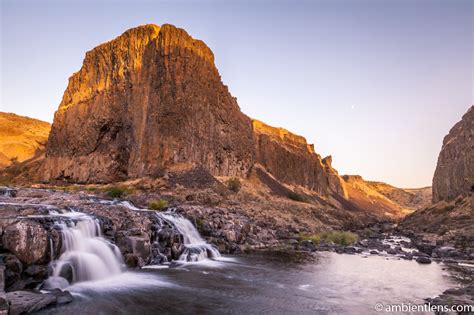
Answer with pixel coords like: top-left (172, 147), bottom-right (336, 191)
top-left (341, 175), bottom-right (431, 218)
top-left (0, 112), bottom-right (51, 168)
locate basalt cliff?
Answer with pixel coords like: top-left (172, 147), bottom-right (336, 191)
top-left (41, 24), bottom-right (345, 198)
top-left (401, 106), bottom-right (473, 248)
top-left (43, 24), bottom-right (254, 183)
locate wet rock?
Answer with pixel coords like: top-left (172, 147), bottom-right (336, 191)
top-left (54, 262), bottom-right (74, 283)
top-left (415, 242), bottom-right (436, 256)
top-left (0, 265), bottom-right (7, 315)
top-left (416, 257), bottom-right (432, 264)
top-left (301, 240), bottom-right (316, 252)
top-left (41, 277), bottom-right (69, 290)
top-left (343, 246), bottom-right (357, 254)
top-left (116, 230), bottom-right (151, 263)
top-left (6, 291), bottom-right (57, 315)
top-left (429, 284), bottom-right (474, 312)
top-left (24, 265), bottom-right (48, 280)
top-left (2, 254), bottom-right (22, 290)
top-left (48, 288), bottom-right (73, 305)
top-left (124, 254), bottom-right (145, 268)
top-left (433, 246), bottom-right (462, 258)
top-left (2, 221), bottom-right (48, 265)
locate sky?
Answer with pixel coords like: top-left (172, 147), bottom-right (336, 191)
top-left (1, 0), bottom-right (472, 188)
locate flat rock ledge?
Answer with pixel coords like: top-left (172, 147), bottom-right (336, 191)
top-left (6, 290), bottom-right (72, 315)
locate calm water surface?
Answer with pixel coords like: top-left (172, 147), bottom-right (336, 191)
top-left (38, 251), bottom-right (456, 314)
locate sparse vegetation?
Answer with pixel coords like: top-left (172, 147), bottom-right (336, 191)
top-left (148, 199), bottom-right (168, 210)
top-left (359, 227), bottom-right (375, 239)
top-left (299, 231), bottom-right (358, 246)
top-left (195, 218), bottom-right (205, 229)
top-left (288, 191), bottom-right (307, 202)
top-left (226, 177), bottom-right (242, 193)
top-left (106, 186), bottom-right (133, 198)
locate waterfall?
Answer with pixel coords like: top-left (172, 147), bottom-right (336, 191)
top-left (44, 213), bottom-right (124, 289)
top-left (0, 187), bottom-right (17, 197)
top-left (158, 213), bottom-right (221, 262)
top-left (118, 201), bottom-right (221, 263)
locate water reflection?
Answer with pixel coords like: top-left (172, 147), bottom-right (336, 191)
top-left (38, 251), bottom-right (456, 314)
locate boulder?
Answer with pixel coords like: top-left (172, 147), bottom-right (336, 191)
top-left (2, 221), bottom-right (48, 265)
top-left (415, 257), bottom-right (432, 264)
top-left (6, 291), bottom-right (56, 315)
top-left (116, 230), bottom-right (151, 263)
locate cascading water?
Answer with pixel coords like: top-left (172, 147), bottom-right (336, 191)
top-left (158, 212), bottom-right (221, 262)
top-left (44, 212), bottom-right (124, 289)
top-left (119, 201), bottom-right (221, 263)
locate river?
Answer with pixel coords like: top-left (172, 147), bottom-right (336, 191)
top-left (37, 250), bottom-right (456, 314)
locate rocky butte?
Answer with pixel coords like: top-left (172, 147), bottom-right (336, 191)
top-left (43, 24), bottom-right (254, 183)
top-left (36, 23), bottom-right (429, 221)
top-left (41, 24), bottom-right (346, 199)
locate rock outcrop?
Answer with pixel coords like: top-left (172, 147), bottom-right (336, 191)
top-left (43, 24), bottom-right (255, 183)
top-left (42, 23), bottom-right (347, 199)
top-left (40, 23), bottom-right (434, 219)
top-left (401, 106), bottom-right (474, 250)
top-left (252, 119), bottom-right (344, 195)
top-left (432, 106), bottom-right (473, 202)
top-left (0, 113), bottom-right (50, 168)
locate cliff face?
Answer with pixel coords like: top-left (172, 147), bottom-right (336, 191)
top-left (432, 106), bottom-right (474, 202)
top-left (401, 106), bottom-right (473, 247)
top-left (42, 23), bottom-right (345, 198)
top-left (0, 113), bottom-right (51, 168)
top-left (43, 24), bottom-right (255, 183)
top-left (252, 119), bottom-right (344, 195)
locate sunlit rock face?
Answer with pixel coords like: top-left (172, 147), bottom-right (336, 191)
top-left (252, 119), bottom-right (344, 195)
top-left (432, 106), bottom-right (473, 202)
top-left (43, 24), bottom-right (255, 183)
top-left (42, 23), bottom-right (345, 197)
top-left (0, 113), bottom-right (50, 168)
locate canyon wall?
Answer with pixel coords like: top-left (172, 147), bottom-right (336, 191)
top-left (252, 119), bottom-right (344, 195)
top-left (43, 24), bottom-right (255, 183)
top-left (42, 23), bottom-right (345, 197)
top-left (432, 106), bottom-right (473, 202)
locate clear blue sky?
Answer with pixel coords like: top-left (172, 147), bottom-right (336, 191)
top-left (1, 0), bottom-right (472, 188)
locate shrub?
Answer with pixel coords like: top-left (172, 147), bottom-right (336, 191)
top-left (148, 199), bottom-right (168, 210)
top-left (299, 233), bottom-right (321, 244)
top-left (359, 227), bottom-right (375, 239)
top-left (288, 191), bottom-right (306, 202)
top-left (322, 231), bottom-right (358, 246)
top-left (226, 177), bottom-right (242, 193)
top-left (106, 186), bottom-right (133, 198)
top-left (299, 231), bottom-right (358, 246)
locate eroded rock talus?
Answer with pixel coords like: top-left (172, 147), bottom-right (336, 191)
top-left (43, 24), bottom-right (255, 183)
top-left (432, 106), bottom-right (474, 202)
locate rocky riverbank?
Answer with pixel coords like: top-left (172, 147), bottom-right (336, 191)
top-left (1, 187), bottom-right (473, 314)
